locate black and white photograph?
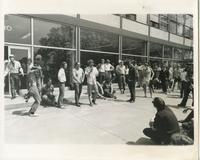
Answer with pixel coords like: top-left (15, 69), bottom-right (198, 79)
top-left (3, 13), bottom-right (195, 146)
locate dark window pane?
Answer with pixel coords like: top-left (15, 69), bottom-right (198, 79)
top-left (184, 26), bottom-right (193, 39)
top-left (169, 21), bottom-right (177, 34)
top-left (150, 14), bottom-right (159, 23)
top-left (168, 14), bottom-right (177, 21)
top-left (122, 37), bottom-right (145, 56)
top-left (185, 15), bottom-right (193, 27)
top-left (5, 15), bottom-right (31, 44)
top-left (80, 28), bottom-right (119, 52)
top-left (150, 21), bottom-right (159, 28)
top-left (34, 20), bottom-right (75, 48)
top-left (150, 43), bottom-right (162, 57)
top-left (174, 48), bottom-right (184, 60)
top-left (123, 14), bottom-right (136, 21)
top-left (164, 46), bottom-right (172, 58)
top-left (149, 58), bottom-right (162, 69)
top-left (34, 48), bottom-right (75, 86)
top-left (184, 50), bottom-right (193, 60)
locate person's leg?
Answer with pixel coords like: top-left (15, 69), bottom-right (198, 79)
top-left (179, 87), bottom-right (190, 107)
top-left (180, 81), bottom-right (184, 98)
top-left (93, 84), bottom-right (98, 104)
top-left (122, 75), bottom-right (126, 92)
top-left (118, 75), bottom-right (122, 90)
top-left (15, 75), bottom-right (20, 95)
top-left (143, 83), bottom-right (147, 97)
top-left (10, 74), bottom-right (16, 98)
top-left (57, 83), bottom-right (65, 107)
top-left (87, 84), bottom-right (93, 106)
top-left (74, 83), bottom-right (79, 105)
top-left (143, 128), bottom-right (162, 144)
top-left (78, 83), bottom-right (82, 102)
top-left (128, 82), bottom-right (133, 100)
top-left (41, 95), bottom-right (48, 105)
top-left (149, 81), bottom-right (153, 98)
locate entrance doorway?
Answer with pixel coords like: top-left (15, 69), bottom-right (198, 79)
top-left (4, 45), bottom-right (31, 94)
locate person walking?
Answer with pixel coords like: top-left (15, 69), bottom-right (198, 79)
top-left (116, 60), bottom-right (126, 94)
top-left (72, 62), bottom-right (85, 107)
top-left (127, 60), bottom-right (137, 103)
top-left (159, 66), bottom-right (169, 94)
top-left (104, 59), bottom-right (114, 80)
top-left (57, 61), bottom-right (67, 108)
top-left (4, 54), bottom-right (24, 99)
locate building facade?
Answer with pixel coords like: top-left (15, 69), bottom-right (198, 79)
top-left (4, 14), bottom-right (193, 91)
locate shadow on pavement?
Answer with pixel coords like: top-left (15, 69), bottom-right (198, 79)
top-left (126, 137), bottom-right (156, 145)
top-left (12, 110), bottom-right (29, 116)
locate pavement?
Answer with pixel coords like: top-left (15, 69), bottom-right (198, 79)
top-left (4, 85), bottom-right (192, 144)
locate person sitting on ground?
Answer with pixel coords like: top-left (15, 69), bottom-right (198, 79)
top-left (143, 97), bottom-right (180, 144)
top-left (41, 78), bottom-right (56, 106)
top-left (102, 77), bottom-right (117, 99)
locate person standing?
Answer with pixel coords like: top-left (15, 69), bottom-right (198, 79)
top-left (180, 68), bottom-right (187, 98)
top-left (72, 62), bottom-right (85, 107)
top-left (127, 60), bottom-right (137, 103)
top-left (141, 63), bottom-right (154, 98)
top-left (97, 59), bottom-right (106, 84)
top-left (143, 97), bottom-right (180, 144)
top-left (85, 59), bottom-right (101, 107)
top-left (172, 65), bottom-right (181, 92)
top-left (104, 59), bottom-right (114, 80)
top-left (159, 66), bottom-right (169, 94)
top-left (116, 60), bottom-right (126, 94)
top-left (57, 61), bottom-right (67, 108)
top-left (34, 55), bottom-right (43, 94)
top-left (4, 54), bottom-right (24, 99)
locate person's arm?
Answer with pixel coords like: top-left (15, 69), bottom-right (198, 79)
top-left (151, 69), bottom-right (154, 80)
top-left (110, 83), bottom-right (113, 94)
top-left (153, 114), bottom-right (163, 131)
top-left (72, 69), bottom-right (78, 83)
top-left (18, 62), bottom-right (24, 76)
top-left (4, 63), bottom-right (10, 77)
top-left (58, 68), bottom-right (65, 82)
top-left (110, 64), bottom-right (114, 71)
top-left (81, 69), bottom-right (85, 83)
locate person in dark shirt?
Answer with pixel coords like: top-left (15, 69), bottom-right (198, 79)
top-left (41, 78), bottom-right (56, 106)
top-left (143, 97), bottom-right (180, 144)
top-left (159, 66), bottom-right (170, 94)
top-left (102, 77), bottom-right (117, 99)
top-left (127, 60), bottom-right (138, 103)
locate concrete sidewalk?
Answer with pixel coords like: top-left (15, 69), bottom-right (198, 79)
top-left (4, 86), bottom-right (192, 144)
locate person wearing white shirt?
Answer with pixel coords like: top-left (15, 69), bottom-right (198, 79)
top-left (57, 61), bottom-right (67, 108)
top-left (4, 54), bottom-right (24, 99)
top-left (85, 59), bottom-right (103, 107)
top-left (116, 60), bottom-right (126, 94)
top-left (72, 62), bottom-right (85, 107)
top-left (97, 59), bottom-right (106, 84)
top-left (180, 68), bottom-right (187, 98)
top-left (104, 59), bottom-right (114, 80)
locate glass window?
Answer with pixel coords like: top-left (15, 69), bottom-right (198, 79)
top-left (34, 19), bottom-right (75, 48)
top-left (177, 24), bottom-right (183, 36)
top-left (150, 14), bottom-right (159, 23)
top-left (150, 21), bottom-right (159, 28)
top-left (122, 55), bottom-right (147, 65)
top-left (168, 14), bottom-right (177, 21)
top-left (177, 14), bottom-right (185, 24)
top-left (34, 48), bottom-right (75, 86)
top-left (184, 50), bottom-right (193, 60)
top-left (174, 48), bottom-right (184, 60)
top-left (122, 37), bottom-right (146, 56)
top-left (80, 52), bottom-right (119, 69)
top-left (5, 15), bottom-right (31, 44)
top-left (184, 26), bottom-right (193, 39)
top-left (80, 28), bottom-right (119, 53)
top-left (185, 15), bottom-right (193, 27)
top-left (125, 14), bottom-right (136, 21)
top-left (164, 46), bottom-right (172, 58)
top-left (159, 15), bottom-right (168, 31)
top-left (150, 42), bottom-right (162, 58)
top-left (169, 21), bottom-right (177, 34)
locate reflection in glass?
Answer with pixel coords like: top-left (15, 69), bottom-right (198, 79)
top-left (174, 48), bottom-right (184, 60)
top-left (177, 24), bottom-right (183, 36)
top-left (122, 37), bottom-right (145, 56)
top-left (34, 48), bottom-right (75, 86)
top-left (122, 55), bottom-right (147, 65)
top-left (5, 15), bottom-right (31, 44)
top-left (80, 28), bottom-right (119, 53)
top-left (150, 43), bottom-right (162, 58)
top-left (164, 46), bottom-right (172, 58)
top-left (34, 20), bottom-right (75, 48)
top-left (177, 14), bottom-right (185, 24)
top-left (169, 21), bottom-right (177, 34)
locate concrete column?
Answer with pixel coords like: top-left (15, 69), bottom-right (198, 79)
top-left (76, 14), bottom-right (80, 63)
top-left (146, 41), bottom-right (150, 62)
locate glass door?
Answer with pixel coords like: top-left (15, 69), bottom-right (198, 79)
top-left (4, 46), bottom-right (31, 94)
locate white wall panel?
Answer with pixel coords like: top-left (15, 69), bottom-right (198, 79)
top-left (150, 27), bottom-right (168, 40)
top-left (80, 15), bottom-right (120, 28)
top-left (170, 34), bottom-right (184, 44)
top-left (136, 14), bottom-right (147, 24)
top-left (122, 18), bottom-right (148, 35)
top-left (184, 38), bottom-right (192, 47)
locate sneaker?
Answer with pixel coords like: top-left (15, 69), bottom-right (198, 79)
top-left (29, 113), bottom-right (39, 117)
top-left (89, 103), bottom-right (93, 107)
top-left (92, 100), bottom-right (97, 105)
top-left (130, 100), bottom-right (135, 103)
top-left (11, 96), bottom-right (16, 100)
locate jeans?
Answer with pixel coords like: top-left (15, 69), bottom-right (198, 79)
top-left (10, 73), bottom-right (20, 97)
top-left (118, 74), bottom-right (125, 90)
top-left (74, 83), bottom-right (82, 105)
top-left (98, 72), bottom-right (105, 84)
top-left (128, 81), bottom-right (136, 101)
top-left (179, 83), bottom-right (193, 107)
top-left (87, 83), bottom-right (98, 104)
top-left (28, 85), bottom-right (41, 114)
top-left (58, 82), bottom-right (65, 107)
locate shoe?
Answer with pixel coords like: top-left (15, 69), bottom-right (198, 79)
top-left (11, 96), bottom-right (16, 100)
top-left (29, 113), bottom-right (39, 117)
top-left (57, 105), bottom-right (65, 109)
top-left (76, 104), bottom-right (81, 107)
top-left (92, 100), bottom-right (97, 105)
top-left (130, 100), bottom-right (135, 103)
top-left (89, 103), bottom-right (93, 107)
top-left (126, 99), bottom-right (132, 102)
top-left (178, 104), bottom-right (185, 107)
top-left (113, 96), bottom-right (117, 99)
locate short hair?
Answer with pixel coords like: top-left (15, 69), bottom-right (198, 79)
top-left (74, 62), bottom-right (80, 66)
top-left (106, 59), bottom-right (110, 63)
top-left (152, 97), bottom-right (165, 110)
top-left (35, 54), bottom-right (42, 60)
top-left (87, 59), bottom-right (94, 65)
top-left (61, 61), bottom-right (67, 67)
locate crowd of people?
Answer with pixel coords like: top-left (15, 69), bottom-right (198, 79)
top-left (4, 55), bottom-right (193, 116)
top-left (4, 54), bottom-right (194, 144)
